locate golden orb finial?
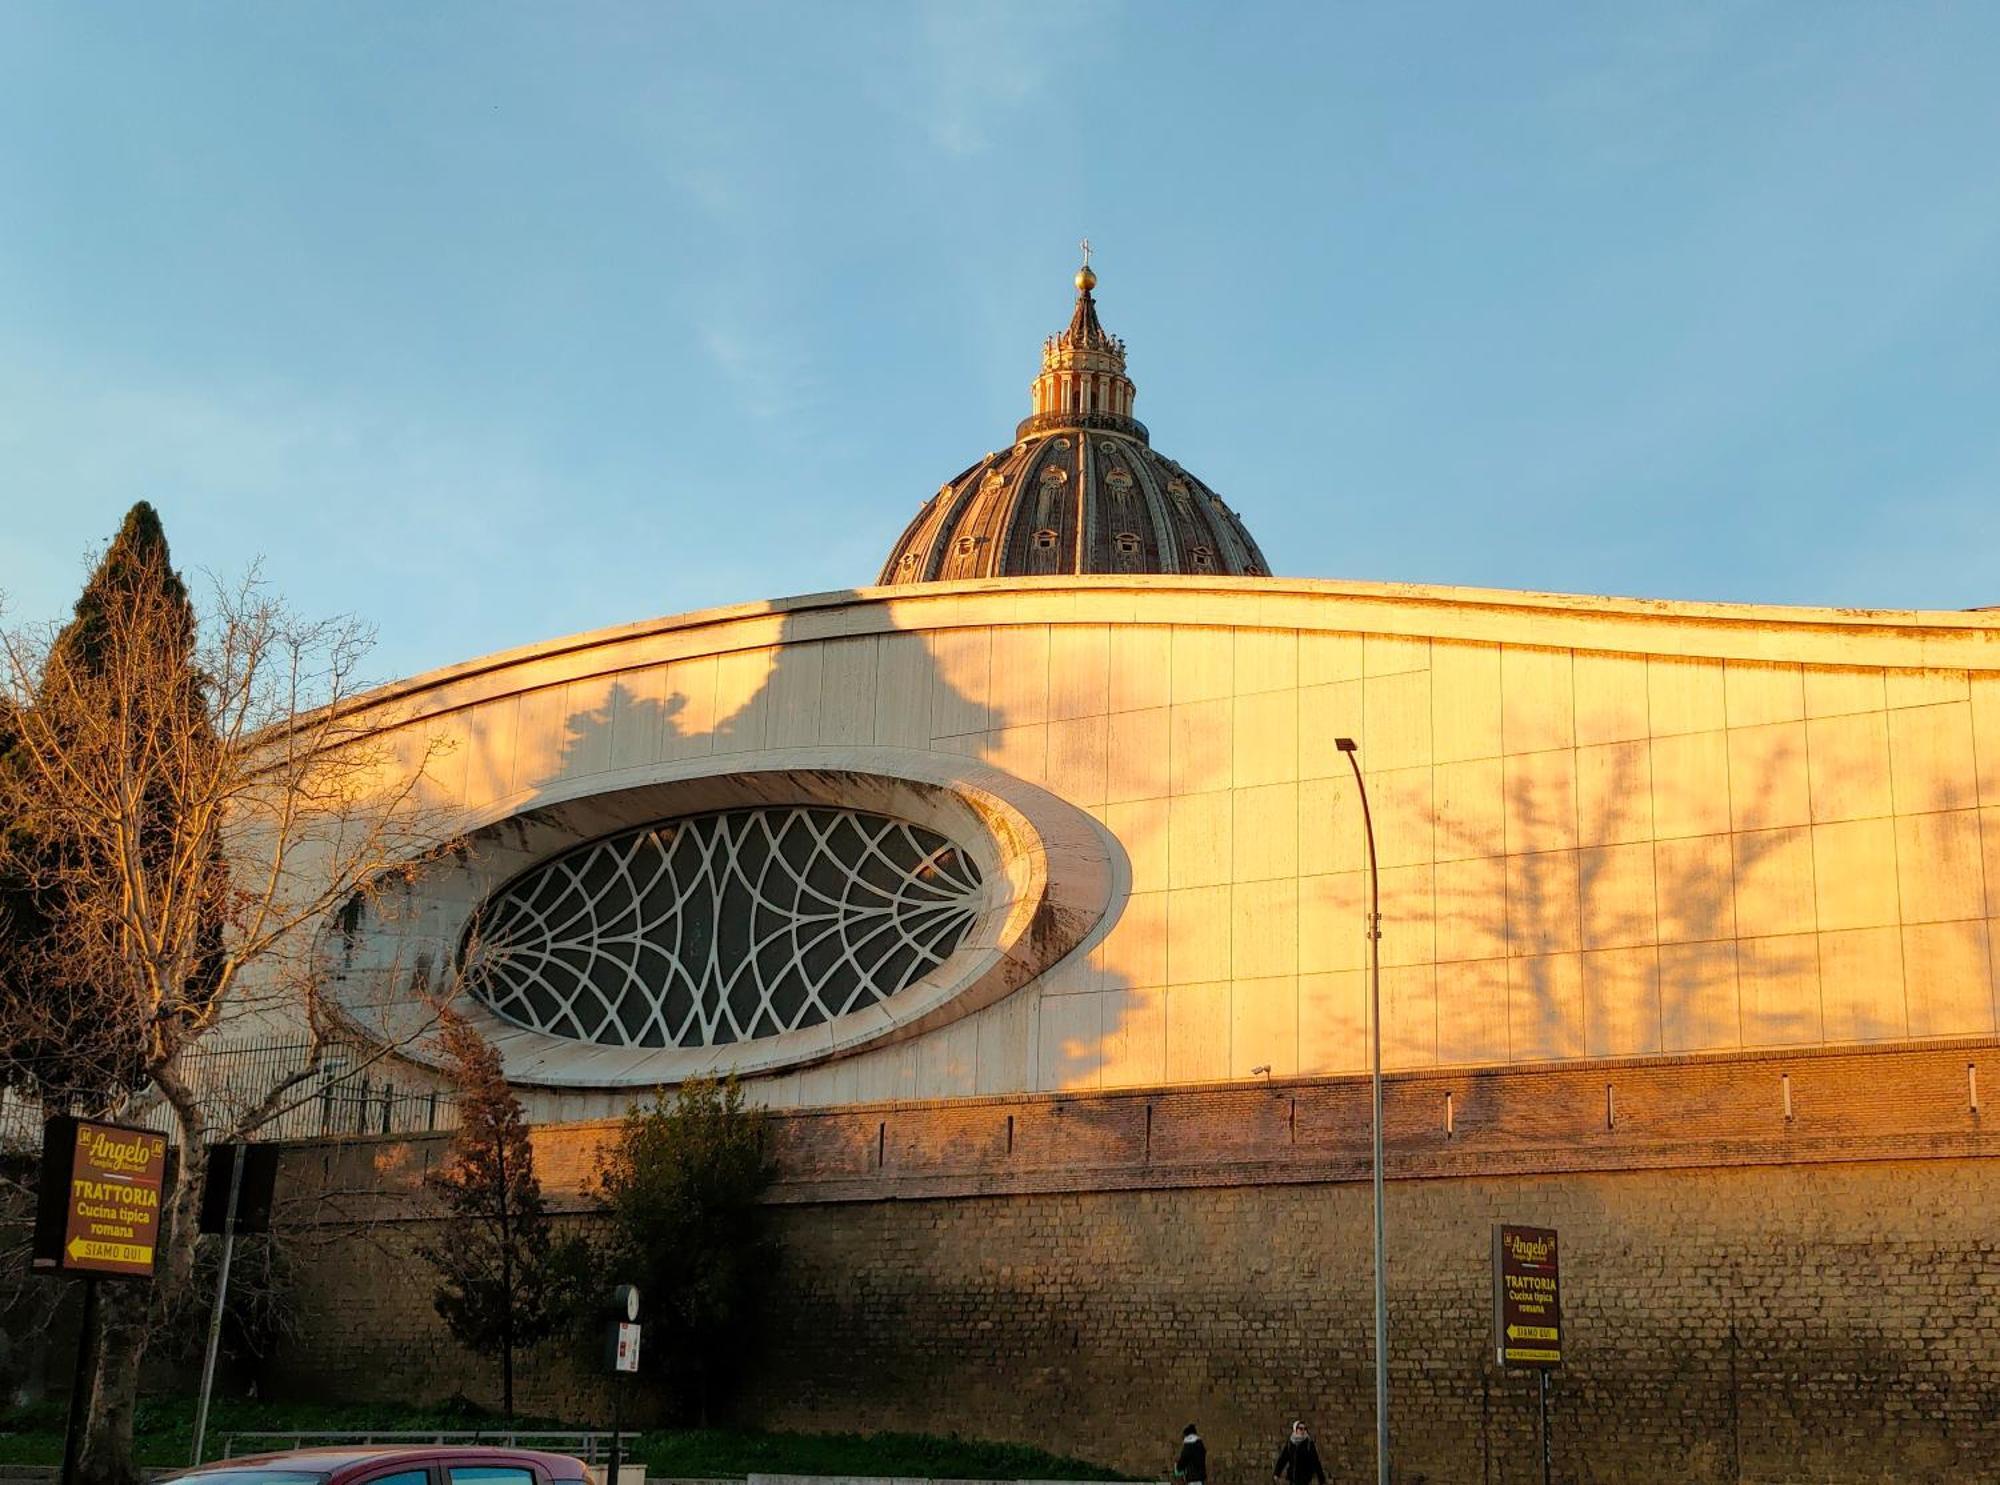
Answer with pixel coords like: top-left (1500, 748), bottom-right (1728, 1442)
top-left (1075, 237), bottom-right (1095, 292)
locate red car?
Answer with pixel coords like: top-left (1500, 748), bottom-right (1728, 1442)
top-left (168, 1447), bottom-right (596, 1485)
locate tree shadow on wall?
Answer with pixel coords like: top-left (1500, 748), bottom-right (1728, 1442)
top-left (1424, 726), bottom-right (1828, 1070)
top-left (1319, 716), bottom-right (1873, 1485)
top-left (492, 595), bottom-right (1141, 1106)
top-left (515, 627), bottom-right (1912, 1098)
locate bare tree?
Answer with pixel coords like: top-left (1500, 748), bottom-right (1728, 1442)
top-left (0, 504), bottom-right (456, 1485)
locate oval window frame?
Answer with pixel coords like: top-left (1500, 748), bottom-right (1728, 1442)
top-left (327, 748), bottom-right (1121, 1088)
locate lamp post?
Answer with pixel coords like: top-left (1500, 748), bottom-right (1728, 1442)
top-left (1334, 736), bottom-right (1388, 1485)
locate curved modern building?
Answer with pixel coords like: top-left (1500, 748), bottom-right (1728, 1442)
top-left (292, 260), bottom-right (2000, 1484)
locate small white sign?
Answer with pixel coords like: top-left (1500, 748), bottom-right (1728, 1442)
top-left (614, 1322), bottom-right (642, 1373)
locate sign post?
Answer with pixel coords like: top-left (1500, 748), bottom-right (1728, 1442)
top-left (32, 1118), bottom-right (170, 1485)
top-left (190, 1142), bottom-right (280, 1466)
top-left (604, 1285), bottom-right (641, 1485)
top-left (1493, 1225), bottom-right (1562, 1485)
top-left (57, 1279), bottom-right (99, 1485)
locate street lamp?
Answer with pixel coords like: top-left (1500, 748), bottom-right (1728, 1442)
top-left (1334, 736), bottom-right (1388, 1485)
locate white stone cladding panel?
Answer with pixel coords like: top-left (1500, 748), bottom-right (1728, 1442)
top-left (316, 580), bottom-right (2000, 1117)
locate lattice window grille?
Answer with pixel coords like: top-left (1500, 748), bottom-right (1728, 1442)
top-left (464, 807), bottom-right (985, 1049)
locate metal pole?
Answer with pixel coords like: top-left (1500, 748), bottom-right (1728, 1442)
top-left (606, 1380), bottom-right (622, 1485)
top-left (191, 1142), bottom-right (248, 1466)
top-left (1337, 738), bottom-right (1389, 1485)
top-left (1539, 1369), bottom-right (1552, 1485)
top-left (59, 1277), bottom-right (99, 1485)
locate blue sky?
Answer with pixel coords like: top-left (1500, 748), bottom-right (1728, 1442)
top-left (2, 3), bottom-right (1997, 683)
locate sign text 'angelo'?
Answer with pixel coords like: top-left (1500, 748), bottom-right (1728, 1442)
top-left (33, 1118), bottom-right (169, 1282)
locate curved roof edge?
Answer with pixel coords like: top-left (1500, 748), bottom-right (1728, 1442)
top-left (349, 573), bottom-right (2000, 725)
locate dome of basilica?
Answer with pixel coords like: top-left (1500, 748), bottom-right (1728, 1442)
top-left (877, 256), bottom-right (1268, 585)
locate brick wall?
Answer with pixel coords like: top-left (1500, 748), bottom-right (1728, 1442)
top-left (267, 1043), bottom-right (2000, 1484)
top-left (744, 1164), bottom-right (2000, 1485)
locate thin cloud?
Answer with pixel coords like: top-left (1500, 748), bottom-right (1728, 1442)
top-left (900, 0), bottom-right (1108, 156)
top-left (0, 346), bottom-right (581, 676)
top-left (697, 314), bottom-right (819, 427)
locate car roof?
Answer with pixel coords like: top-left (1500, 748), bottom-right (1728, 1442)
top-left (182, 1445), bottom-right (588, 1476)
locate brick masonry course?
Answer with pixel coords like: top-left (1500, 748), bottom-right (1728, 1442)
top-left (269, 1041), bottom-right (2000, 1484)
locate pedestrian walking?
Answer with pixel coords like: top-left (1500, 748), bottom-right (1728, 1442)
top-left (1173, 1425), bottom-right (1206, 1485)
top-left (1272, 1421), bottom-right (1325, 1485)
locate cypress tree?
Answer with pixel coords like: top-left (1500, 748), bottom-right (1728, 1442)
top-left (0, 501), bottom-right (221, 1109)
top-left (1, 499), bottom-right (460, 1485)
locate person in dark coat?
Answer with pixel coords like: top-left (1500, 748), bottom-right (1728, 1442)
top-left (1174, 1425), bottom-right (1206, 1485)
top-left (1273, 1421), bottom-right (1326, 1485)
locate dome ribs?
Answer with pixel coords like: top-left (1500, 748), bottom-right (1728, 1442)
top-left (883, 429), bottom-right (1265, 583)
top-left (1118, 439), bottom-right (1181, 574)
top-left (877, 257), bottom-right (1271, 585)
top-left (877, 499), bottom-right (937, 586)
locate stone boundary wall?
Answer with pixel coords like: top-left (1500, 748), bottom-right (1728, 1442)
top-left (270, 1045), bottom-right (2000, 1485)
top-left (739, 1161), bottom-right (2000, 1485)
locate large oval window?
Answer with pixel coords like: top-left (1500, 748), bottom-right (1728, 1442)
top-left (463, 806), bottom-right (987, 1048)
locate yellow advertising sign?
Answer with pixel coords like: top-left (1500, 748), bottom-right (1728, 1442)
top-left (33, 1118), bottom-right (169, 1283)
top-left (1493, 1224), bottom-right (1563, 1369)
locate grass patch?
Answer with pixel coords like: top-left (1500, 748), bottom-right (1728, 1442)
top-left (0, 1400), bottom-right (1132, 1480)
top-left (633, 1427), bottom-right (1129, 1481)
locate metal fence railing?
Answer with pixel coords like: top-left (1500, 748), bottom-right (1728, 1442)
top-left (0, 1038), bottom-right (457, 1153)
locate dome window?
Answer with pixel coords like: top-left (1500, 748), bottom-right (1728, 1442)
top-left (1113, 531), bottom-right (1142, 557)
top-left (1105, 465), bottom-right (1133, 488)
top-left (1189, 544), bottom-right (1215, 572)
top-left (1033, 528), bottom-right (1059, 550)
top-left (1039, 464), bottom-right (1069, 486)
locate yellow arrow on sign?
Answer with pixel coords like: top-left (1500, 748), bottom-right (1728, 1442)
top-left (1507, 1325), bottom-right (1558, 1341)
top-left (67, 1237), bottom-right (152, 1266)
